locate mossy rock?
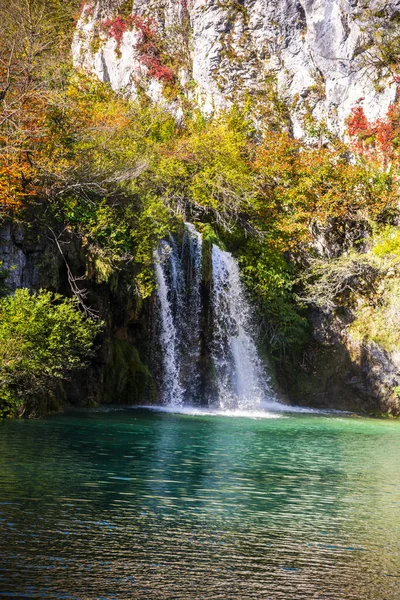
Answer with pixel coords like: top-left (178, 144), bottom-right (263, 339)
top-left (195, 223), bottom-right (225, 286)
top-left (104, 339), bottom-right (155, 405)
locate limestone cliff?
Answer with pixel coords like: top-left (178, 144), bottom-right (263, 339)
top-left (74, 0), bottom-right (399, 137)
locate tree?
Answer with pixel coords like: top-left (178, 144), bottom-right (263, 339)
top-left (0, 0), bottom-right (81, 207)
top-left (355, 1), bottom-right (400, 82)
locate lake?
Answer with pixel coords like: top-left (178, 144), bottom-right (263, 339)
top-left (1, 407), bottom-right (400, 599)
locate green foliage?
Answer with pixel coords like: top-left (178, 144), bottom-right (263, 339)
top-left (233, 236), bottom-right (309, 356)
top-left (350, 278), bottom-right (400, 352)
top-left (355, 2), bottom-right (400, 81)
top-left (13, 71), bottom-right (398, 360)
top-left (373, 226), bottom-right (400, 259)
top-left (0, 289), bottom-right (100, 417)
top-left (300, 226), bottom-right (400, 355)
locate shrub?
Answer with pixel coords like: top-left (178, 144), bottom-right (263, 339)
top-left (373, 226), bottom-right (400, 258)
top-left (347, 103), bottom-right (400, 168)
top-left (350, 279), bottom-right (400, 352)
top-left (300, 253), bottom-right (380, 309)
top-left (0, 289), bottom-right (101, 417)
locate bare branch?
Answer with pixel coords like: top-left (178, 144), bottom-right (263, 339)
top-left (47, 227), bottom-right (99, 320)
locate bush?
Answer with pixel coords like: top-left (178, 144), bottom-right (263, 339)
top-left (300, 253), bottom-right (380, 309)
top-left (0, 289), bottom-right (101, 417)
top-left (350, 279), bottom-right (400, 352)
top-left (373, 226), bottom-right (400, 258)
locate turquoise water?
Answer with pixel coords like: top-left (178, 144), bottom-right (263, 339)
top-left (1, 408), bottom-right (400, 599)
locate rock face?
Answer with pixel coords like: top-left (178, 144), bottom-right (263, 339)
top-left (0, 224), bottom-right (62, 292)
top-left (74, 0), bottom-right (399, 137)
top-left (287, 309), bottom-right (400, 415)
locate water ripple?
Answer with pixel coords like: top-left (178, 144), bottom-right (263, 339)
top-left (0, 409), bottom-right (399, 599)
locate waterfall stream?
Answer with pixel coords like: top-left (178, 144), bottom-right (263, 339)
top-left (154, 224), bottom-right (273, 410)
top-left (154, 242), bottom-right (184, 406)
top-left (211, 245), bottom-right (267, 410)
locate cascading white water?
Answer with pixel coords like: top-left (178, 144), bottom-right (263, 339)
top-left (154, 224), bottom-right (274, 411)
top-left (211, 245), bottom-right (270, 410)
top-left (181, 223), bottom-right (203, 396)
top-left (154, 242), bottom-right (184, 406)
top-left (154, 225), bottom-right (203, 405)
top-left (167, 234), bottom-right (185, 314)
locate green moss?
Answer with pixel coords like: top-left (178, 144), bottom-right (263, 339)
top-left (350, 278), bottom-right (400, 352)
top-left (195, 223), bottom-right (225, 286)
top-left (104, 339), bottom-right (155, 405)
top-left (89, 31), bottom-right (102, 55)
top-left (367, 410), bottom-right (400, 419)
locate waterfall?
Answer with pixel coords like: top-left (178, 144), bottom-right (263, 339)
top-left (211, 245), bottom-right (268, 410)
top-left (180, 223), bottom-right (203, 398)
top-left (154, 242), bottom-right (184, 406)
top-left (153, 225), bottom-right (203, 405)
top-left (154, 224), bottom-right (274, 410)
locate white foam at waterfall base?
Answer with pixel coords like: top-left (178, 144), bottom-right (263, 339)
top-left (134, 403), bottom-right (346, 418)
top-left (136, 405), bottom-right (284, 418)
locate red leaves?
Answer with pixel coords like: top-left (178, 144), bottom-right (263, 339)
top-left (130, 15), bottom-right (156, 41)
top-left (347, 106), bottom-right (369, 138)
top-left (139, 55), bottom-right (175, 81)
top-left (102, 16), bottom-right (130, 45)
top-left (131, 15), bottom-right (174, 82)
top-left (347, 103), bottom-right (400, 168)
top-left (101, 14), bottom-right (175, 83)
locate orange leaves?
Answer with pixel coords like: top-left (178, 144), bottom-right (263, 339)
top-left (253, 131), bottom-right (396, 250)
top-left (0, 87), bottom-right (48, 208)
top-left (347, 106), bottom-right (370, 138)
top-left (0, 157), bottom-right (35, 209)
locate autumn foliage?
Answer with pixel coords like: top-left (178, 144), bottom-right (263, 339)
top-left (101, 14), bottom-right (175, 82)
top-left (253, 132), bottom-right (396, 249)
top-left (0, 0), bottom-right (82, 209)
top-left (347, 103), bottom-right (400, 169)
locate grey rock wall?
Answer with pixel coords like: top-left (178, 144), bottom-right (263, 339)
top-left (287, 309), bottom-right (400, 415)
top-left (73, 0), bottom-right (399, 137)
top-left (0, 224), bottom-right (61, 292)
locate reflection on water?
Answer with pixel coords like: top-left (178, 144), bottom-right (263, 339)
top-left (1, 409), bottom-right (400, 599)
